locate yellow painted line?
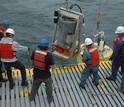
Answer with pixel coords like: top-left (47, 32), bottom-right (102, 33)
top-left (100, 61), bottom-right (111, 70)
top-left (98, 81), bottom-right (107, 88)
top-left (77, 64), bottom-right (84, 71)
top-left (67, 67), bottom-right (72, 73)
top-left (59, 67), bottom-right (65, 73)
top-left (74, 65), bottom-right (81, 72)
top-left (1, 61), bottom-right (112, 79)
top-left (62, 67), bottom-right (69, 73)
top-left (70, 66), bottom-right (76, 72)
top-left (13, 70), bottom-right (18, 79)
top-left (20, 89), bottom-right (30, 97)
top-left (2, 72), bottom-right (8, 79)
top-left (103, 61), bottom-right (111, 69)
top-left (100, 62), bottom-right (105, 70)
top-left (105, 61), bottom-right (112, 69)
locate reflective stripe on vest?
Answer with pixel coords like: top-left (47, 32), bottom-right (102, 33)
top-left (33, 49), bottom-right (47, 70)
top-left (87, 47), bottom-right (99, 66)
top-left (0, 43), bottom-right (15, 59)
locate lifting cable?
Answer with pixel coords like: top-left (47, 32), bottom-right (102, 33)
top-left (96, 0), bottom-right (102, 32)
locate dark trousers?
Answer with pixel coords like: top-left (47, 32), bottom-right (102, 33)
top-left (3, 60), bottom-right (27, 84)
top-left (111, 61), bottom-right (124, 79)
top-left (0, 61), bottom-right (4, 81)
top-left (29, 77), bottom-right (53, 103)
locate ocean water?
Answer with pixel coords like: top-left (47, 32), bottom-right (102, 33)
top-left (0, 0), bottom-right (124, 66)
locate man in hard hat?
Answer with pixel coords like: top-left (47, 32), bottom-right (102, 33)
top-left (79, 38), bottom-right (100, 89)
top-left (0, 21), bottom-right (11, 83)
top-left (106, 26), bottom-right (124, 81)
top-left (0, 28), bottom-right (28, 89)
top-left (29, 39), bottom-right (55, 103)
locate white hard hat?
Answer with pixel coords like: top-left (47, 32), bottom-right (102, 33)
top-left (115, 26), bottom-right (124, 34)
top-left (84, 38), bottom-right (93, 45)
top-left (6, 28), bottom-right (15, 35)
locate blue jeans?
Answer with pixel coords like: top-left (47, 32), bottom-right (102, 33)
top-left (120, 72), bottom-right (124, 90)
top-left (80, 65), bottom-right (99, 87)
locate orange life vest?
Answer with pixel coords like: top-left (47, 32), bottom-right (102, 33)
top-left (0, 43), bottom-right (15, 59)
top-left (113, 36), bottom-right (124, 54)
top-left (87, 47), bottom-right (100, 66)
top-left (54, 46), bottom-right (71, 56)
top-left (32, 49), bottom-right (48, 70)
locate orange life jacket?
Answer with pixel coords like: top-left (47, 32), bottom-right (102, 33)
top-left (54, 46), bottom-right (70, 56)
top-left (87, 47), bottom-right (100, 66)
top-left (0, 43), bottom-right (15, 59)
top-left (113, 36), bottom-right (124, 54)
top-left (32, 49), bottom-right (48, 70)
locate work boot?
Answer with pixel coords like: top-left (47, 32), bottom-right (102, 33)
top-left (116, 88), bottom-right (124, 94)
top-left (9, 82), bottom-right (15, 90)
top-left (79, 84), bottom-right (86, 90)
top-left (94, 83), bottom-right (99, 87)
top-left (21, 80), bottom-right (28, 86)
top-left (106, 76), bottom-right (115, 81)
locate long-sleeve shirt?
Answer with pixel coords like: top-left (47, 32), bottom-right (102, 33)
top-left (112, 39), bottom-right (124, 63)
top-left (82, 49), bottom-right (91, 65)
top-left (0, 37), bottom-right (28, 62)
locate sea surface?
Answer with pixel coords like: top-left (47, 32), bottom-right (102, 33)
top-left (0, 0), bottom-right (124, 66)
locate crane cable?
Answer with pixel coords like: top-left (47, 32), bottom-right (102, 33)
top-left (96, 0), bottom-right (102, 32)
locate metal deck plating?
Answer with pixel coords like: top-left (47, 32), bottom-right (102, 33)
top-left (0, 61), bottom-right (124, 107)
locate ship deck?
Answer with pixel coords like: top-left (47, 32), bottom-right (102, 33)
top-left (0, 61), bottom-right (124, 107)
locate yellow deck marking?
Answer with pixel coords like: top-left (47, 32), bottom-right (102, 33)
top-left (98, 81), bottom-right (107, 88)
top-left (2, 61), bottom-right (112, 78)
top-left (67, 67), bottom-right (72, 72)
top-left (106, 61), bottom-right (112, 69)
top-left (20, 90), bottom-right (30, 97)
top-left (75, 66), bottom-right (81, 72)
top-left (62, 67), bottom-right (68, 73)
top-left (60, 67), bottom-right (66, 73)
top-left (77, 64), bottom-right (83, 71)
top-left (13, 70), bottom-right (18, 79)
top-left (2, 72), bottom-right (8, 79)
top-left (70, 66), bottom-right (76, 72)
top-left (100, 61), bottom-right (111, 70)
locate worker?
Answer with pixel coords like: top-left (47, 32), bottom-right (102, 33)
top-left (29, 39), bottom-right (55, 103)
top-left (0, 28), bottom-right (28, 89)
top-left (0, 21), bottom-right (11, 82)
top-left (106, 26), bottom-right (124, 81)
top-left (79, 38), bottom-right (100, 89)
